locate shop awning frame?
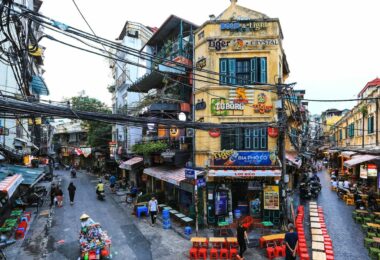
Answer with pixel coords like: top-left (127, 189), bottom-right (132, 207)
top-left (0, 174), bottom-right (23, 198)
top-left (340, 151), bottom-right (357, 158)
top-left (119, 157), bottom-right (143, 170)
top-left (344, 155), bottom-right (380, 168)
top-left (143, 167), bottom-right (202, 186)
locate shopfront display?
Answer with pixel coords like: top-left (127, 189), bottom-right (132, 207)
top-left (263, 185), bottom-right (280, 210)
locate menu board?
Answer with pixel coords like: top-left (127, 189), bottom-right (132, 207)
top-left (215, 191), bottom-right (228, 216)
top-left (264, 185), bottom-right (280, 210)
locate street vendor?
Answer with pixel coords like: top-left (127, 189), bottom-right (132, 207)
top-left (80, 213), bottom-right (96, 227)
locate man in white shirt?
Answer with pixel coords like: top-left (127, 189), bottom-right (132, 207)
top-left (344, 180), bottom-right (351, 189)
top-left (148, 196), bottom-right (159, 226)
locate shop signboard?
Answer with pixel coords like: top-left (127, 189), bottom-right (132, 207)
top-left (212, 150), bottom-right (273, 166)
top-left (264, 185), bottom-right (280, 210)
top-left (197, 177), bottom-right (206, 188)
top-left (368, 164), bottom-right (377, 177)
top-left (210, 98), bottom-right (245, 116)
top-left (185, 168), bottom-right (195, 179)
top-left (208, 38), bottom-right (278, 51)
top-left (220, 21), bottom-right (268, 32)
top-left (360, 165), bottom-right (368, 179)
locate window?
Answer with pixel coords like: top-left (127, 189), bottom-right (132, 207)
top-left (368, 116), bottom-right (375, 134)
top-left (357, 119), bottom-right (363, 136)
top-left (348, 123), bottom-right (355, 138)
top-left (220, 58), bottom-right (267, 85)
top-left (339, 129), bottom-right (343, 140)
top-left (221, 126), bottom-right (268, 151)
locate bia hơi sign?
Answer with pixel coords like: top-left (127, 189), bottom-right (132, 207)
top-left (212, 150), bottom-right (275, 166)
top-left (253, 93), bottom-right (273, 114)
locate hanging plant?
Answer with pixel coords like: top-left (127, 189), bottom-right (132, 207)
top-left (132, 141), bottom-right (168, 156)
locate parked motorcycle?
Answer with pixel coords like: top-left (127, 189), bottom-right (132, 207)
top-left (300, 179), bottom-right (321, 200)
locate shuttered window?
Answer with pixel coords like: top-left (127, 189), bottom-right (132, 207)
top-left (368, 116), bottom-right (375, 134)
top-left (221, 126), bottom-right (267, 151)
top-left (219, 58), bottom-right (267, 85)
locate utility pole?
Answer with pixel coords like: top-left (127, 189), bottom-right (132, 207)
top-left (277, 82), bottom-right (288, 226)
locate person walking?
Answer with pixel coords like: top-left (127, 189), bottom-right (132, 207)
top-left (68, 182), bottom-right (77, 205)
top-left (56, 188), bottom-right (64, 207)
top-left (50, 184), bottom-right (57, 207)
top-left (148, 196), bottom-right (159, 226)
top-left (109, 174), bottom-right (116, 193)
top-left (285, 223), bottom-right (298, 260)
top-left (236, 220), bottom-right (248, 259)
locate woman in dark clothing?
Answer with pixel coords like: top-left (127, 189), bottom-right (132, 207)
top-left (50, 184), bottom-right (56, 207)
top-left (285, 223), bottom-right (298, 260)
top-left (68, 182), bottom-right (76, 205)
top-left (236, 220), bottom-right (248, 259)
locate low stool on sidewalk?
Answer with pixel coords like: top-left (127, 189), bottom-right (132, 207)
top-left (198, 248), bottom-right (207, 260)
top-left (136, 206), bottom-right (148, 218)
top-left (189, 247), bottom-right (198, 259)
top-left (346, 198), bottom-right (355, 206)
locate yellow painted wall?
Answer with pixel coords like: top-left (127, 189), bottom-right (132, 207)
top-left (194, 13), bottom-right (288, 167)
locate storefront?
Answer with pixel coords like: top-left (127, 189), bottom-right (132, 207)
top-left (119, 157), bottom-right (144, 186)
top-left (206, 167), bottom-right (282, 225)
top-left (0, 174), bottom-right (23, 216)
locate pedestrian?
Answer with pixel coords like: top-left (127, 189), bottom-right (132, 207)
top-left (236, 220), bottom-right (248, 259)
top-left (148, 195), bottom-right (159, 226)
top-left (50, 184), bottom-right (57, 207)
top-left (56, 188), bottom-right (64, 207)
top-left (285, 223), bottom-right (298, 260)
top-left (109, 174), bottom-right (116, 193)
top-left (68, 182), bottom-right (77, 205)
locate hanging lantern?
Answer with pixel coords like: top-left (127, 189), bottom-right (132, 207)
top-left (209, 128), bottom-right (221, 138)
top-left (268, 127), bottom-right (279, 138)
top-left (170, 127), bottom-right (180, 138)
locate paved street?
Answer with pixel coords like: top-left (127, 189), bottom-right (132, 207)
top-left (9, 170), bottom-right (192, 260)
top-left (317, 169), bottom-right (369, 260)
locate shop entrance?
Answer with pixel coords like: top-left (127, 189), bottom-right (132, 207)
top-left (231, 181), bottom-right (263, 218)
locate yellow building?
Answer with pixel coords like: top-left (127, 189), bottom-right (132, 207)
top-left (331, 78), bottom-right (380, 185)
top-left (193, 0), bottom-right (290, 224)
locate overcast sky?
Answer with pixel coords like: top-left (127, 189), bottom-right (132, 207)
top-left (39, 0), bottom-right (380, 115)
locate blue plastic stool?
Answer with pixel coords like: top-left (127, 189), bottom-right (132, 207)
top-left (185, 226), bottom-right (192, 235)
top-left (137, 206), bottom-right (148, 218)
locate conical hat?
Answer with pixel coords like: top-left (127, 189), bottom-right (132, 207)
top-left (80, 213), bottom-right (90, 220)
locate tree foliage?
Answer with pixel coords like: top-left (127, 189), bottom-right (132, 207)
top-left (132, 141), bottom-right (168, 156)
top-left (71, 96), bottom-right (112, 150)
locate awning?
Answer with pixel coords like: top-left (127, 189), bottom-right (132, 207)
top-left (341, 151), bottom-right (357, 158)
top-left (208, 169), bottom-right (281, 177)
top-left (286, 152), bottom-right (302, 169)
top-left (143, 167), bottom-right (196, 186)
top-left (0, 174), bottom-right (23, 198)
top-left (328, 149), bottom-right (339, 154)
top-left (344, 155), bottom-right (380, 168)
top-left (0, 165), bottom-right (45, 187)
top-left (119, 157), bottom-right (143, 170)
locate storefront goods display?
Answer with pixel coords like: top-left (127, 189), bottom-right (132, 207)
top-left (79, 223), bottom-right (111, 259)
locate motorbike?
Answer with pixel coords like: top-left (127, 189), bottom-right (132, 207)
top-left (337, 186), bottom-right (349, 200)
top-left (70, 169), bottom-right (77, 178)
top-left (300, 179), bottom-right (321, 200)
top-left (97, 190), bottom-right (105, 201)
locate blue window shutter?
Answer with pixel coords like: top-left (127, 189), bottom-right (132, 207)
top-left (220, 59), bottom-right (227, 85)
top-left (250, 58), bottom-right (257, 84)
top-left (228, 59), bottom-right (236, 85)
top-left (260, 58), bottom-right (267, 83)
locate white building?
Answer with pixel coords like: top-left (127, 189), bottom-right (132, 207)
top-left (110, 21), bottom-right (154, 160)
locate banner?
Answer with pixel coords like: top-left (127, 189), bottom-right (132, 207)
top-left (368, 164), bottom-right (377, 177)
top-left (212, 150), bottom-right (273, 166)
top-left (360, 165), bottom-right (368, 179)
top-left (264, 185), bottom-right (280, 210)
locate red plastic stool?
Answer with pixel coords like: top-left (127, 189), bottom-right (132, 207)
top-left (298, 246), bottom-right (308, 254)
top-left (210, 248), bottom-right (218, 259)
top-left (230, 248), bottom-right (238, 259)
top-left (259, 237), bottom-right (266, 248)
top-left (266, 243), bottom-right (276, 260)
top-left (300, 253), bottom-right (310, 260)
top-left (189, 247), bottom-right (198, 259)
top-left (326, 254), bottom-right (334, 260)
top-left (325, 245), bottom-right (333, 251)
top-left (274, 243), bottom-right (286, 257)
top-left (325, 249), bottom-right (334, 256)
top-left (198, 248), bottom-right (207, 260)
top-left (220, 248), bottom-right (229, 259)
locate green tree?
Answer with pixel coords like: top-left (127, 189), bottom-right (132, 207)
top-left (70, 96), bottom-right (112, 150)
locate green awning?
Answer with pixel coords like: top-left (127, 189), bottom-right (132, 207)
top-left (0, 165), bottom-right (45, 186)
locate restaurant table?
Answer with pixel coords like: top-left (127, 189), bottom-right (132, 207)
top-left (169, 210), bottom-right (179, 215)
top-left (158, 204), bottom-right (166, 208)
top-left (311, 222), bottom-right (321, 229)
top-left (312, 241), bottom-right (325, 251)
top-left (311, 229), bottom-right (322, 235)
top-left (226, 237), bottom-right (238, 248)
top-left (356, 209), bottom-right (369, 214)
top-left (310, 209), bottom-right (318, 213)
top-left (181, 217), bottom-right (194, 225)
top-left (191, 237), bottom-right (207, 247)
top-left (310, 217), bottom-right (320, 222)
top-left (309, 202), bottom-right (317, 205)
top-left (163, 206), bottom-right (172, 211)
top-left (209, 237), bottom-right (226, 248)
top-left (261, 221), bottom-right (274, 227)
top-left (261, 234), bottom-right (285, 242)
top-left (175, 213), bottom-right (185, 218)
top-left (312, 235), bottom-right (324, 242)
top-left (367, 223), bottom-right (380, 229)
top-left (310, 212), bottom-right (319, 217)
top-left (373, 212), bottom-right (380, 216)
top-left (312, 251), bottom-right (327, 260)
top-left (310, 205), bottom-right (318, 209)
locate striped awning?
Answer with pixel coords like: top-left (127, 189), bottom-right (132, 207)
top-left (0, 174), bottom-right (23, 198)
top-left (119, 157), bottom-right (143, 170)
top-left (143, 167), bottom-right (188, 186)
top-left (344, 155), bottom-right (380, 168)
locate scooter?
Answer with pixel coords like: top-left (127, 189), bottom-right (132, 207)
top-left (70, 169), bottom-right (77, 178)
top-left (97, 191), bottom-right (105, 201)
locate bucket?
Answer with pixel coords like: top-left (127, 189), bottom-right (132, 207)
top-left (234, 209), bottom-right (241, 219)
top-left (162, 209), bottom-right (170, 219)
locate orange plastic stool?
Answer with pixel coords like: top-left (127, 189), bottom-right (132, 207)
top-left (189, 247), bottom-right (198, 259)
top-left (266, 246), bottom-right (276, 260)
top-left (198, 248), bottom-right (207, 260)
top-left (220, 248), bottom-right (229, 259)
top-left (274, 243), bottom-right (285, 257)
top-left (300, 253), bottom-right (310, 260)
top-left (230, 248), bottom-right (238, 259)
top-left (210, 248), bottom-right (218, 259)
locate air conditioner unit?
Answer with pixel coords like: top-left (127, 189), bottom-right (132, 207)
top-left (186, 128), bottom-right (194, 137)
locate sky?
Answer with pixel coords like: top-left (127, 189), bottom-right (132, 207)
top-left (39, 0), bottom-right (380, 115)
